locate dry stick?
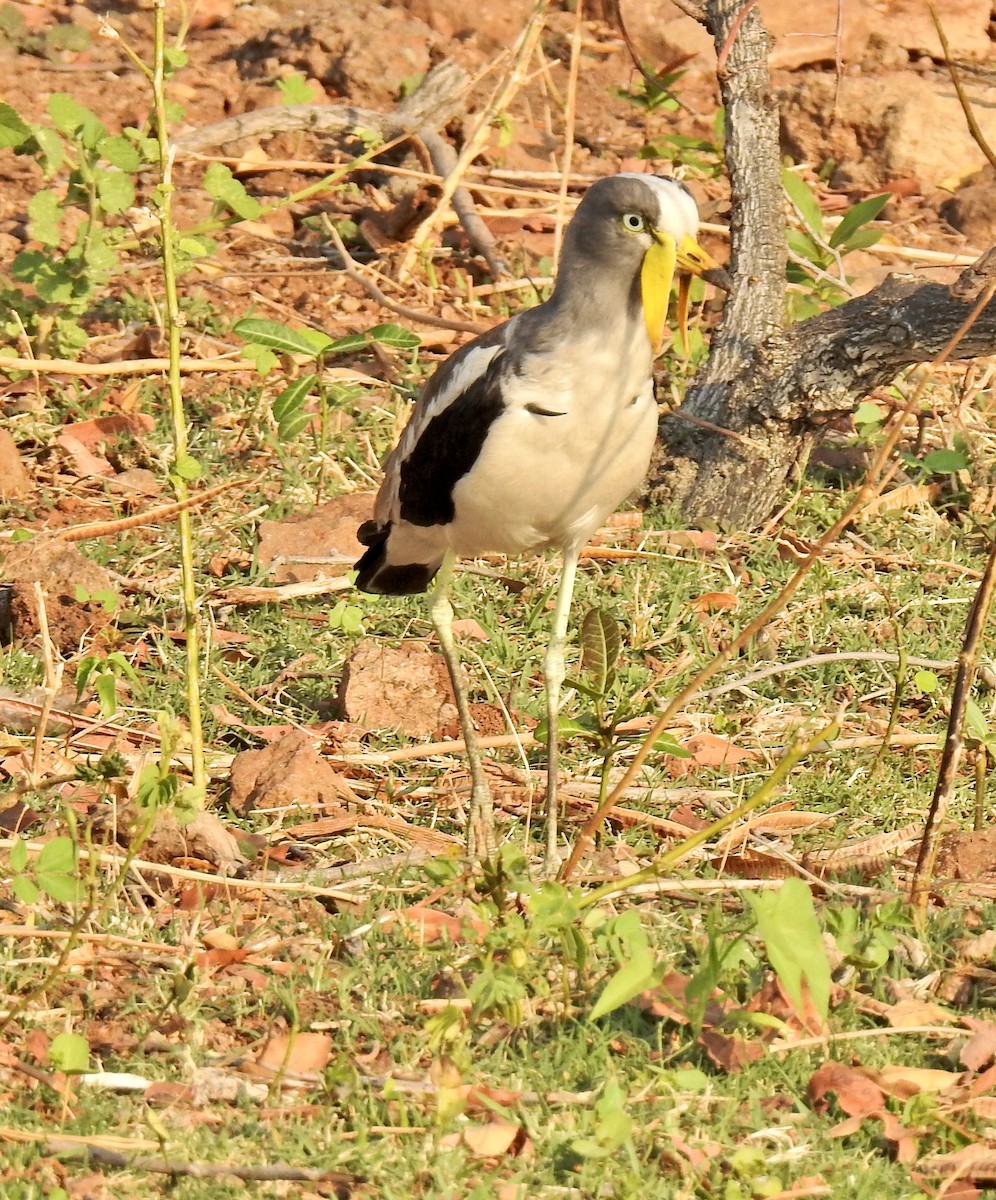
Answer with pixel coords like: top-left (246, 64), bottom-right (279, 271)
top-left (29, 583), bottom-right (63, 786)
top-left (397, 1), bottom-right (549, 280)
top-left (929, 3), bottom-right (996, 174)
top-left (911, 532), bottom-right (996, 911)
top-left (552, 0), bottom-right (584, 273)
top-left (697, 650), bottom-right (956, 701)
top-left (559, 281), bottom-right (996, 883)
top-left (577, 718), bottom-right (840, 907)
top-left (151, 0), bottom-right (204, 793)
top-left (44, 478), bottom-right (248, 544)
top-left (42, 1141), bottom-right (357, 1185)
top-left (0, 354), bottom-right (250, 376)
top-left (322, 222), bottom-right (487, 336)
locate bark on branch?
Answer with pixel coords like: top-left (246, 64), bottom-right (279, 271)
top-left (646, 0), bottom-right (996, 529)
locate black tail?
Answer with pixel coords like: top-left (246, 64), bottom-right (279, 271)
top-left (353, 522), bottom-right (441, 595)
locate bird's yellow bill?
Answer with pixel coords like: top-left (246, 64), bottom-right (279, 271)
top-left (643, 232), bottom-right (724, 357)
top-left (640, 236), bottom-right (677, 356)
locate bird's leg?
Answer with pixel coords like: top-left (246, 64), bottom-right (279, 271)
top-left (543, 546), bottom-right (580, 875)
top-left (429, 551), bottom-right (496, 862)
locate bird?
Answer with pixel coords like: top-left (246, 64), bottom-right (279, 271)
top-left (354, 172), bottom-right (723, 868)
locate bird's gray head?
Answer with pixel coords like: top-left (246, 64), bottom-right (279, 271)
top-left (557, 173), bottom-right (721, 353)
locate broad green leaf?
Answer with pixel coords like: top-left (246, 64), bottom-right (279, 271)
top-left (326, 331), bottom-right (369, 355)
top-left (589, 947), bottom-right (663, 1020)
top-left (922, 448), bottom-right (969, 474)
top-left (173, 454), bottom-right (202, 481)
top-left (368, 322), bottom-right (420, 351)
top-left (272, 373), bottom-right (316, 421)
top-left (12, 876), bottom-right (40, 905)
top-left (580, 607), bottom-right (622, 696)
top-left (37, 837), bottom-right (76, 877)
top-left (914, 670), bottom-right (938, 694)
top-left (0, 102), bottom-right (30, 149)
top-left (781, 168), bottom-right (824, 238)
top-left (277, 72), bottom-right (315, 105)
top-left (27, 190), bottom-right (61, 246)
top-left (177, 235), bottom-right (214, 257)
top-left (836, 226), bottom-right (884, 253)
top-left (240, 343), bottom-right (278, 376)
top-left (854, 400), bottom-right (883, 427)
top-left (163, 47), bottom-right (188, 71)
top-left (203, 162), bottom-right (262, 219)
top-left (965, 699), bottom-right (990, 743)
top-left (785, 228), bottom-right (825, 266)
top-left (533, 715), bottom-right (600, 743)
top-left (47, 93), bottom-right (104, 146)
top-left (233, 317), bottom-right (320, 356)
top-left (94, 168), bottom-right (135, 215)
top-left (95, 672), bottom-right (117, 716)
top-left (650, 731), bottom-right (692, 758)
top-left (98, 134), bottom-right (142, 172)
top-left (295, 327), bottom-right (333, 355)
top-left (31, 124), bottom-right (65, 175)
top-left (49, 1031), bottom-right (90, 1073)
top-left (10, 837), bottom-right (27, 872)
top-left (829, 192), bottom-right (890, 250)
top-left (747, 877), bottom-right (831, 1021)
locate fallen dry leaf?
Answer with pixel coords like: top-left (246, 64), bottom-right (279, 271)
top-left (382, 905), bottom-right (488, 945)
top-left (691, 590), bottom-right (739, 613)
top-left (808, 1062), bottom-right (885, 1117)
top-left (257, 1031), bottom-right (333, 1075)
top-left (960, 1021), bottom-right (996, 1071)
top-left (459, 1121), bottom-right (522, 1158)
top-left (876, 1064), bottom-right (962, 1097)
top-left (884, 998), bottom-right (956, 1029)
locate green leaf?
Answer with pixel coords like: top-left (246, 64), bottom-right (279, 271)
top-left (367, 322), bottom-right (420, 351)
top-left (49, 1031), bottom-right (90, 1074)
top-left (31, 124), bottom-right (65, 174)
top-left (27, 190), bottom-right (61, 247)
top-left (781, 168), bottom-right (824, 238)
top-left (11, 875), bottom-right (39, 905)
top-left (746, 877), bottom-right (831, 1021)
top-left (854, 400), bottom-right (883, 427)
top-left (47, 93), bottom-right (104, 146)
top-left (829, 193), bottom-right (890, 250)
top-left (37, 837), bottom-right (76, 877)
top-left (785, 228), bottom-right (825, 266)
top-left (921, 448), bottom-right (969, 474)
top-left (272, 374), bottom-right (316, 440)
top-left (965, 699), bottom-right (990, 743)
top-left (9, 837), bottom-right (27, 873)
top-left (913, 670), bottom-right (938, 694)
top-left (203, 162), bottom-right (262, 219)
top-left (649, 731), bottom-right (691, 758)
top-left (580, 607), bottom-right (622, 696)
top-left (533, 715), bottom-right (600, 743)
top-left (233, 317), bottom-right (321, 356)
top-left (94, 168), bottom-right (135, 215)
top-left (98, 134), bottom-right (142, 172)
top-left (277, 72), bottom-right (315, 105)
top-left (173, 454), bottom-right (202, 481)
top-left (0, 101), bottom-right (30, 149)
top-left (589, 947), bottom-right (663, 1020)
top-left (45, 23), bottom-right (91, 55)
top-left (95, 672), bottom-right (118, 716)
top-left (163, 46), bottom-right (188, 71)
top-left (836, 226), bottom-right (884, 253)
top-left (326, 331), bottom-right (369, 355)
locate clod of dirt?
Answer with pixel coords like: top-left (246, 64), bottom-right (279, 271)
top-left (337, 639), bottom-right (460, 738)
top-left (940, 167), bottom-right (996, 245)
top-left (138, 809), bottom-right (247, 873)
top-left (934, 828), bottom-right (996, 883)
top-left (228, 728), bottom-right (356, 814)
top-left (780, 72), bottom-right (996, 189)
top-left (257, 493), bottom-right (374, 583)
top-left (0, 428), bottom-right (30, 498)
top-left (2, 540), bottom-right (116, 652)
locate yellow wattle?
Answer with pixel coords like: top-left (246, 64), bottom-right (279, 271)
top-left (640, 235), bottom-right (677, 356)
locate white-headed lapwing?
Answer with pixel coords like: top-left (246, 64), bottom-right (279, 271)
top-left (355, 172), bottom-right (723, 866)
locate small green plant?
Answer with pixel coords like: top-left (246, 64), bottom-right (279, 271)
top-left (539, 607), bottom-right (690, 810)
top-left (233, 317), bottom-right (419, 483)
top-left (276, 71), bottom-right (317, 105)
top-left (783, 168), bottom-right (890, 320)
top-left (826, 897), bottom-right (911, 971)
top-left (75, 651), bottom-right (138, 717)
top-left (48, 1030), bottom-right (91, 1074)
top-left (641, 108), bottom-right (726, 178)
top-left (134, 709), bottom-right (204, 819)
top-left (9, 835), bottom-right (83, 905)
top-left (328, 599), bottom-right (365, 635)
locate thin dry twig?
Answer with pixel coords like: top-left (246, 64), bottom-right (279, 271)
top-left (322, 221), bottom-right (487, 335)
top-left (911, 529), bottom-right (996, 911)
top-left (929, 3), bottom-right (996, 174)
top-left (0, 354), bottom-right (250, 376)
top-left (45, 478), bottom-right (249, 544)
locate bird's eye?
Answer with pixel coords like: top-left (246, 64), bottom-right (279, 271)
top-left (621, 212), bottom-right (645, 232)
